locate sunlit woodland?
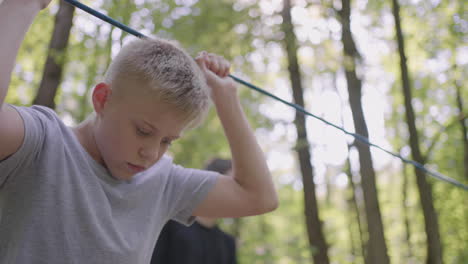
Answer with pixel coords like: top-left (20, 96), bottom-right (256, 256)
top-left (7, 0), bottom-right (467, 263)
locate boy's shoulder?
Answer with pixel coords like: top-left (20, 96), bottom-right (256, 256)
top-left (15, 104), bottom-right (72, 138)
top-left (0, 105), bottom-right (75, 186)
top-left (10, 104), bottom-right (77, 155)
top-left (9, 104), bottom-right (63, 129)
top-left (16, 104), bottom-right (60, 119)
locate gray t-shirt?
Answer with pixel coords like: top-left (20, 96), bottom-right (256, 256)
top-left (0, 105), bottom-right (218, 264)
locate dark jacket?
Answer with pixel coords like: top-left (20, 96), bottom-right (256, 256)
top-left (151, 220), bottom-right (237, 264)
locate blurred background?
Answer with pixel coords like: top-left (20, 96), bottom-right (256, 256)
top-left (7, 0), bottom-right (467, 263)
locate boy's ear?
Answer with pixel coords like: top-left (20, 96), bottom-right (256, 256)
top-left (92, 82), bottom-right (112, 115)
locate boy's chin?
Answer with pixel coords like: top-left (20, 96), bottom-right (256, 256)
top-left (108, 167), bottom-right (136, 181)
top-left (106, 161), bottom-right (150, 181)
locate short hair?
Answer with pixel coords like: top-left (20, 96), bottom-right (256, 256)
top-left (204, 158), bottom-right (232, 174)
top-left (103, 37), bottom-right (210, 128)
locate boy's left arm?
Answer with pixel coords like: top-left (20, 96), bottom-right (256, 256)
top-left (193, 52), bottom-right (278, 218)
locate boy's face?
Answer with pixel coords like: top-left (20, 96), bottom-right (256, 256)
top-left (92, 82), bottom-right (188, 181)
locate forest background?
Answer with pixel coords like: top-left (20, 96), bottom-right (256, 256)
top-left (6, 0), bottom-right (467, 263)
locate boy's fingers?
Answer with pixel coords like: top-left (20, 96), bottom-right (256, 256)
top-left (195, 52), bottom-right (208, 70)
top-left (206, 53), bottom-right (217, 73)
top-left (207, 53), bottom-right (219, 75)
top-left (195, 54), bottom-right (218, 84)
top-left (194, 57), bottom-right (204, 69)
top-left (196, 51), bottom-right (231, 78)
top-left (222, 60), bottom-right (230, 77)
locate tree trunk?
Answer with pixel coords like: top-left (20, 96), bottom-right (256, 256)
top-left (392, 0), bottom-right (443, 263)
top-left (338, 1), bottom-right (390, 263)
top-left (33, 1), bottom-right (75, 108)
top-left (281, 1), bottom-right (330, 263)
top-left (325, 167), bottom-right (332, 206)
top-left (345, 146), bottom-right (366, 262)
top-left (455, 83), bottom-right (468, 181)
top-left (334, 69), bottom-right (366, 263)
top-left (401, 162), bottom-right (414, 261)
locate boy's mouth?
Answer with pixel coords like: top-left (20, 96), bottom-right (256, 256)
top-left (127, 162), bottom-right (146, 173)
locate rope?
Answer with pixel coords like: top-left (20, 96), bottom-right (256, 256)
top-left (230, 75), bottom-right (468, 190)
top-left (62, 0), bottom-right (468, 191)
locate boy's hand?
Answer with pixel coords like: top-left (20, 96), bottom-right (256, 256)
top-left (195, 51), bottom-right (237, 100)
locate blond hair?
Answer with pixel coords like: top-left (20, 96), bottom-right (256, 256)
top-left (104, 37), bottom-right (210, 129)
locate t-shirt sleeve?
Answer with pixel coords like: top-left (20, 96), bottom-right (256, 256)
top-left (0, 105), bottom-right (54, 187)
top-left (166, 164), bottom-right (219, 226)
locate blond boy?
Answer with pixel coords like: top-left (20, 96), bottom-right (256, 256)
top-left (0, 0), bottom-right (277, 263)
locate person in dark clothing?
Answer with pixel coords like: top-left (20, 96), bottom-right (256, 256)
top-left (151, 158), bottom-right (237, 264)
top-left (152, 220), bottom-right (237, 264)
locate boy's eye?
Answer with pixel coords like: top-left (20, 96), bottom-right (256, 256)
top-left (136, 127), bottom-right (151, 136)
top-left (161, 139), bottom-right (172, 146)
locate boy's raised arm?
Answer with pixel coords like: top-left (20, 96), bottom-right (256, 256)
top-left (0, 0), bottom-right (50, 160)
top-left (0, 0), bottom-right (50, 105)
top-left (193, 52), bottom-right (279, 218)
